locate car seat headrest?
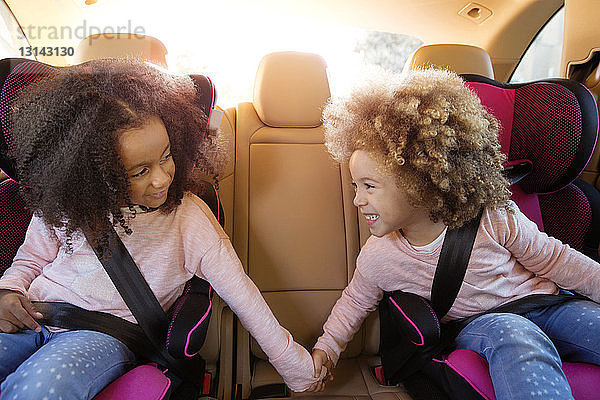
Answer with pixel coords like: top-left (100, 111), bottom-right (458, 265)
top-left (253, 51), bottom-right (331, 128)
top-left (189, 74), bottom-right (222, 131)
top-left (462, 74), bottom-right (598, 194)
top-left (73, 33), bottom-right (168, 68)
top-left (405, 44), bottom-right (494, 79)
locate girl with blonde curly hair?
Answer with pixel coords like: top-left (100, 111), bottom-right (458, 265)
top-left (0, 59), bottom-right (322, 399)
top-left (310, 68), bottom-right (600, 398)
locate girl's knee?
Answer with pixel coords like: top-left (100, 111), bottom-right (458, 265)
top-left (0, 331), bottom-right (136, 400)
top-left (1, 360), bottom-right (131, 400)
top-left (457, 313), bottom-right (555, 351)
top-left (462, 313), bottom-right (535, 335)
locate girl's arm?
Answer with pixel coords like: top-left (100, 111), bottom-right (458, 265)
top-left (499, 204), bottom-right (600, 302)
top-left (0, 215), bottom-right (57, 333)
top-left (197, 237), bottom-right (324, 392)
top-left (0, 215), bottom-right (59, 294)
top-left (313, 267), bottom-right (383, 365)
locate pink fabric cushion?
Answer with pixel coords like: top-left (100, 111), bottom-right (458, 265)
top-left (93, 364), bottom-right (170, 400)
top-left (446, 349), bottom-right (496, 400)
top-left (563, 362), bottom-right (600, 400)
top-left (448, 349), bottom-right (600, 400)
top-left (465, 82), bottom-right (515, 156)
top-left (509, 184), bottom-right (543, 232)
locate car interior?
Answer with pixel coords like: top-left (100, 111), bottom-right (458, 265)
top-left (1, 0), bottom-right (600, 399)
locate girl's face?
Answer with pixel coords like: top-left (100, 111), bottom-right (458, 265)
top-left (349, 150), bottom-right (434, 241)
top-left (118, 117), bottom-right (175, 209)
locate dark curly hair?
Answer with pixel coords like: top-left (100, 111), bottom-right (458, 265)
top-left (11, 58), bottom-right (227, 252)
top-left (324, 68), bottom-right (510, 228)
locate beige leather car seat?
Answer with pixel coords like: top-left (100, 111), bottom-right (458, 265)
top-left (232, 51), bottom-right (411, 400)
top-left (404, 43), bottom-right (494, 78)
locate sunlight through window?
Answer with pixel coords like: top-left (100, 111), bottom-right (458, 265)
top-left (86, 0), bottom-right (422, 107)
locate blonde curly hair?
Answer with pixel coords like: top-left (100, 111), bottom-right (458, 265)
top-left (323, 68), bottom-right (510, 228)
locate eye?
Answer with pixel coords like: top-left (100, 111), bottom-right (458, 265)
top-left (131, 167), bottom-right (148, 178)
top-left (160, 153), bottom-right (172, 163)
top-left (365, 183), bottom-right (375, 190)
top-left (351, 182), bottom-right (358, 191)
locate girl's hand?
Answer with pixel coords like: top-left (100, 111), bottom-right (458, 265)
top-left (0, 289), bottom-right (43, 333)
top-left (306, 349), bottom-right (334, 391)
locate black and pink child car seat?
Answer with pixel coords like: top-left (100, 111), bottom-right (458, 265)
top-left (457, 75), bottom-right (600, 399)
top-left (0, 58), bottom-right (222, 400)
top-left (463, 74), bottom-right (600, 261)
top-left (461, 76), bottom-right (600, 400)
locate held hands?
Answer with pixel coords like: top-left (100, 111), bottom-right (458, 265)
top-left (0, 289), bottom-right (43, 333)
top-left (306, 349), bottom-right (335, 392)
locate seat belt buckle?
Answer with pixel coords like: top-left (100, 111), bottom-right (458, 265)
top-left (202, 371), bottom-right (212, 395)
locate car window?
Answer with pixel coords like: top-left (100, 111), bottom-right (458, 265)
top-left (163, 27), bottom-right (422, 107)
top-left (510, 7), bottom-right (563, 82)
top-left (123, 2), bottom-right (422, 107)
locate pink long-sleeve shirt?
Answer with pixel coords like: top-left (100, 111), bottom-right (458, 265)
top-left (314, 201), bottom-right (600, 365)
top-left (0, 192), bottom-right (319, 391)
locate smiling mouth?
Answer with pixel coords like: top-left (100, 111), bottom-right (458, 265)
top-left (149, 189), bottom-right (168, 199)
top-left (364, 214), bottom-right (379, 225)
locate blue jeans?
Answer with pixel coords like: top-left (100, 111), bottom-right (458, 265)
top-left (0, 327), bottom-right (136, 400)
top-left (455, 299), bottom-right (600, 399)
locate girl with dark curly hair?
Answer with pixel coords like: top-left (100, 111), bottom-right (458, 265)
top-left (0, 59), bottom-right (322, 399)
top-left (310, 68), bottom-right (600, 398)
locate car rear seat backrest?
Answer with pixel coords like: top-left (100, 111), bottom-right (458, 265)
top-left (233, 51), bottom-right (411, 400)
top-left (215, 106), bottom-right (236, 238)
top-left (233, 50), bottom-right (357, 395)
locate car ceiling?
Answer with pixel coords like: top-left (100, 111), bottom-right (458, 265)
top-left (6, 0), bottom-right (562, 75)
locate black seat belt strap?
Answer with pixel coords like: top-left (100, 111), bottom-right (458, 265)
top-left (431, 210), bottom-right (483, 318)
top-left (87, 227), bottom-right (170, 350)
top-left (85, 227), bottom-right (204, 385)
top-left (33, 301), bottom-right (152, 357)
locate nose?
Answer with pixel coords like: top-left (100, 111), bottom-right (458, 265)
top-left (353, 189), bottom-right (367, 207)
top-left (151, 165), bottom-right (171, 189)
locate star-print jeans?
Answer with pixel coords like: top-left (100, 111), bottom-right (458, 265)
top-left (0, 327), bottom-right (136, 399)
top-left (455, 298), bottom-right (600, 399)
